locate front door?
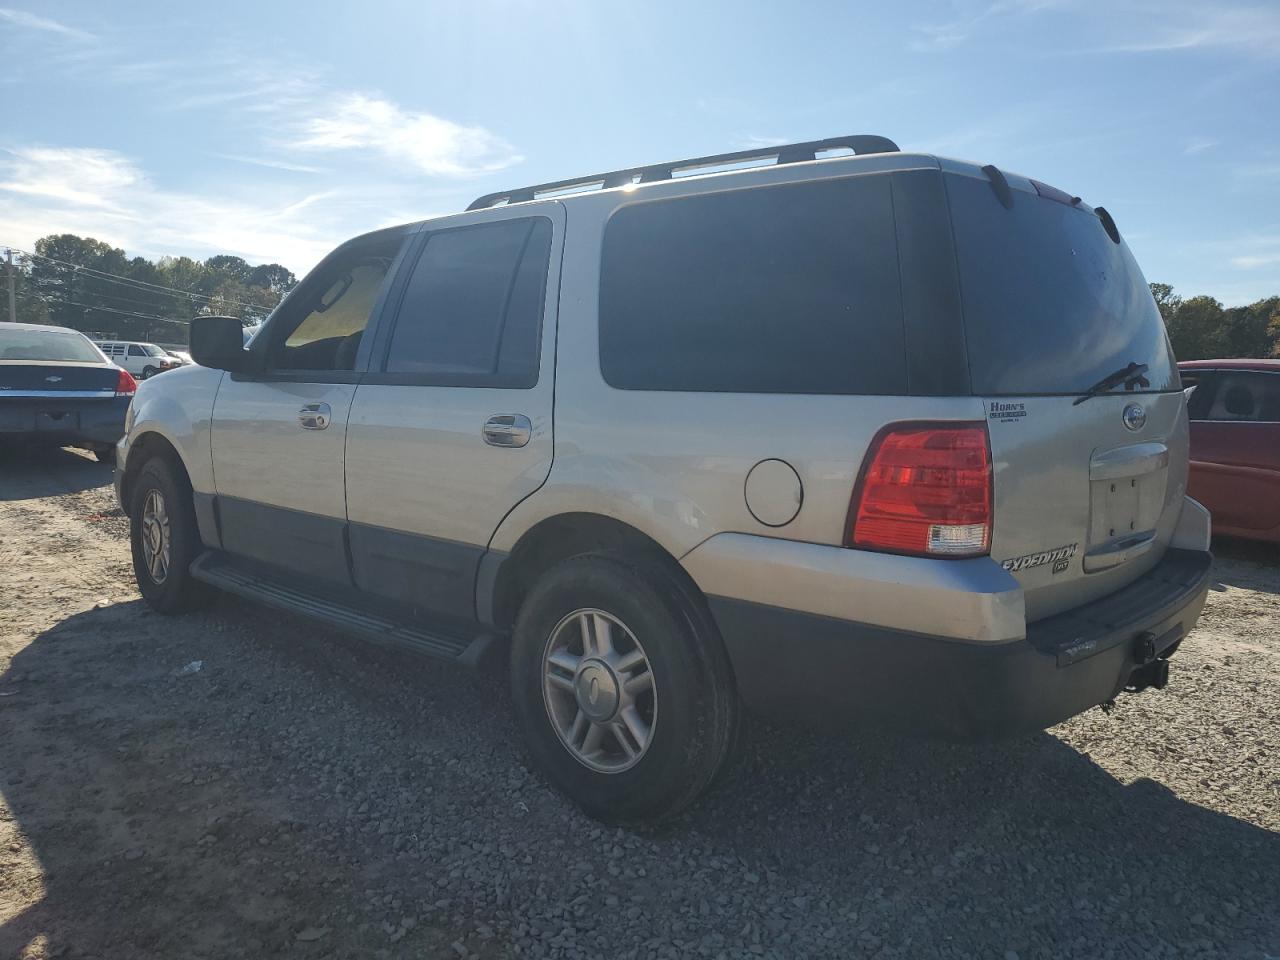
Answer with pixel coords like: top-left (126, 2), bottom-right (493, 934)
top-left (344, 206), bottom-right (563, 620)
top-left (209, 227), bottom-right (412, 583)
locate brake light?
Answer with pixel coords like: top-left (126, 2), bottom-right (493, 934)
top-left (848, 422), bottom-right (992, 557)
top-left (115, 368), bottom-right (137, 398)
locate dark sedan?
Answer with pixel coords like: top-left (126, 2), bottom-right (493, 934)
top-left (1179, 358), bottom-right (1280, 543)
top-left (0, 322), bottom-right (136, 462)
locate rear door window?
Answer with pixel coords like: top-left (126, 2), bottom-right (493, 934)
top-left (1200, 371), bottom-right (1280, 422)
top-left (382, 217), bottom-right (551, 387)
top-left (946, 174), bottom-right (1178, 397)
top-left (599, 176), bottom-right (906, 394)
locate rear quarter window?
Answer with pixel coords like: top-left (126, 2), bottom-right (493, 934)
top-left (599, 176), bottom-right (907, 395)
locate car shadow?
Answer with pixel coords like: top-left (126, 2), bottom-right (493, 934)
top-left (2, 601), bottom-right (1278, 958)
top-left (1211, 535), bottom-right (1280, 595)
top-left (0, 445), bottom-right (114, 500)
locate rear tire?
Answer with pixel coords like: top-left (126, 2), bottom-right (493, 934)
top-left (510, 552), bottom-right (738, 823)
top-left (129, 457), bottom-right (211, 613)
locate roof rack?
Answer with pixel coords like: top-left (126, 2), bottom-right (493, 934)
top-left (466, 134), bottom-right (900, 211)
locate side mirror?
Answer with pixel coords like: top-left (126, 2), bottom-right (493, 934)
top-left (190, 316), bottom-right (253, 373)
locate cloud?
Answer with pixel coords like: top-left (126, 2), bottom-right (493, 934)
top-left (1229, 235), bottom-right (1280, 269)
top-left (213, 154), bottom-right (326, 174)
top-left (0, 7), bottom-right (93, 41)
top-left (0, 146), bottom-right (352, 273)
top-left (0, 147), bottom-right (137, 206)
top-left (1184, 137), bottom-right (1219, 155)
top-left (289, 94), bottom-right (523, 177)
top-left (1231, 251), bottom-right (1280, 269)
top-left (908, 0), bottom-right (1063, 51)
top-left (1076, 3), bottom-right (1280, 56)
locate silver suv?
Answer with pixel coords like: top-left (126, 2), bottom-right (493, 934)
top-left (116, 135), bottom-right (1213, 822)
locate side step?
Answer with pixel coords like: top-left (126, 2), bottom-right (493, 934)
top-left (190, 552), bottom-right (497, 667)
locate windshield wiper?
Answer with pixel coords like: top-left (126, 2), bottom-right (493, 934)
top-left (1073, 361), bottom-right (1150, 405)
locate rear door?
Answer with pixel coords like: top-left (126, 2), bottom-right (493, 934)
top-left (942, 169), bottom-right (1187, 621)
top-left (344, 205), bottom-right (562, 621)
top-left (1185, 369), bottom-right (1280, 536)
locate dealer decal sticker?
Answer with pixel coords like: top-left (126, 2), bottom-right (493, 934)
top-left (988, 401), bottom-right (1027, 423)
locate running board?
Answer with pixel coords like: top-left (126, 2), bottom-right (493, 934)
top-left (190, 552), bottom-right (496, 667)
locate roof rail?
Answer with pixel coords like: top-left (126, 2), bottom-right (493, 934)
top-left (466, 134), bottom-right (900, 211)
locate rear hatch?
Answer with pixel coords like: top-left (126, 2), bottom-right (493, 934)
top-left (941, 166), bottom-right (1187, 621)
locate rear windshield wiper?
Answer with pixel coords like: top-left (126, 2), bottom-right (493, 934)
top-left (1073, 362), bottom-right (1150, 405)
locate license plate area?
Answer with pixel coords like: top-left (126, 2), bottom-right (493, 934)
top-left (1088, 474), bottom-right (1163, 544)
top-left (35, 410), bottom-right (79, 431)
top-left (1085, 442), bottom-right (1169, 571)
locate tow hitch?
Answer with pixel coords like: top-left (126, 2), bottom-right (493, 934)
top-left (1125, 631), bottom-right (1172, 692)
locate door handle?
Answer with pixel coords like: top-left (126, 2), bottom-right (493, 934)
top-left (298, 402), bottom-right (332, 430)
top-left (483, 414), bottom-right (532, 448)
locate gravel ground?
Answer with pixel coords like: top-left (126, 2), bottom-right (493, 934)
top-left (1, 445), bottom-right (1277, 960)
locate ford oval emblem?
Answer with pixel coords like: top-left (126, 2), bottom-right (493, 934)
top-left (1122, 402), bottom-right (1147, 432)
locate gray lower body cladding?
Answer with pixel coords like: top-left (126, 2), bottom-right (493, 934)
top-left (709, 547), bottom-right (1212, 738)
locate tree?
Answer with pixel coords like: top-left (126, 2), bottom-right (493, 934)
top-left (1165, 295), bottom-right (1226, 361)
top-left (1150, 282), bottom-right (1182, 326)
top-left (1266, 304), bottom-right (1280, 358)
top-left (247, 263), bottom-right (297, 296)
top-left (19, 234), bottom-right (293, 342)
top-left (1220, 297), bottom-right (1280, 359)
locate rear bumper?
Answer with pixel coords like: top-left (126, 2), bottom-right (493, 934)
top-left (709, 547), bottom-right (1212, 738)
top-left (0, 396), bottom-right (129, 447)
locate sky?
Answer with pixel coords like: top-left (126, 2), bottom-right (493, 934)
top-left (1, 0), bottom-right (1278, 304)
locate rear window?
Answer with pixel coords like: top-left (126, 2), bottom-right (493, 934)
top-left (0, 328), bottom-right (103, 363)
top-left (599, 177), bottom-right (906, 394)
top-left (947, 174), bottom-right (1178, 396)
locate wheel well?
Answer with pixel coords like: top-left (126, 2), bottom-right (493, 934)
top-left (120, 432), bottom-right (191, 516)
top-left (491, 513), bottom-right (696, 630)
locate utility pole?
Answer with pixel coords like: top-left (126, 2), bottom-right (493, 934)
top-left (5, 248), bottom-right (15, 324)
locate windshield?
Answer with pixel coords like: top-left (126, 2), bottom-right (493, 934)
top-left (947, 174), bottom-right (1179, 397)
top-left (0, 328), bottom-right (104, 363)
top-left (141, 343), bottom-right (168, 357)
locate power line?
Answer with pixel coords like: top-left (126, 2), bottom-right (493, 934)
top-left (16, 289), bottom-right (190, 326)
top-left (3, 244), bottom-right (281, 313)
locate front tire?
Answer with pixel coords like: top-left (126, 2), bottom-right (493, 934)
top-left (129, 457), bottom-right (210, 613)
top-left (141, 365), bottom-right (158, 379)
top-left (510, 553), bottom-right (738, 823)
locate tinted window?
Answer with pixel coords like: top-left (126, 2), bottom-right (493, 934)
top-left (385, 218), bottom-right (551, 387)
top-left (271, 232), bottom-right (404, 371)
top-left (0, 328), bottom-right (102, 362)
top-left (599, 177), bottom-right (906, 394)
top-left (947, 175), bottom-right (1179, 397)
top-left (1198, 371), bottom-right (1280, 423)
top-left (128, 345), bottom-right (145, 356)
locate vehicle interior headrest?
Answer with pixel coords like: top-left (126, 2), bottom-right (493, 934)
top-left (1224, 385), bottom-right (1254, 417)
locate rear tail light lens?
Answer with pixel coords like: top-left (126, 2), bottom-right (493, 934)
top-left (848, 422), bottom-right (992, 558)
top-left (115, 368), bottom-right (138, 398)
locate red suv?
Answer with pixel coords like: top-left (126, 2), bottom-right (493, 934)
top-left (1179, 359), bottom-right (1280, 543)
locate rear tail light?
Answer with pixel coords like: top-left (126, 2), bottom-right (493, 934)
top-left (115, 368), bottom-right (138, 398)
top-left (847, 422), bottom-right (992, 558)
